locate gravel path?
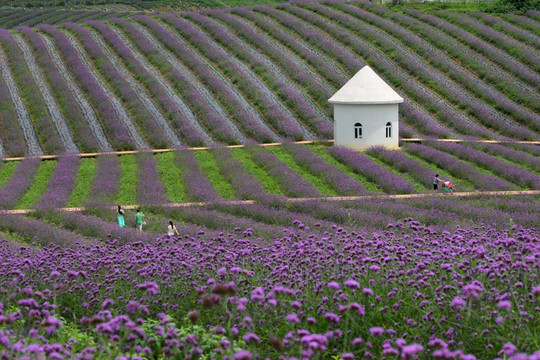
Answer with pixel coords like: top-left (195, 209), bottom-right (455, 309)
top-left (40, 33), bottom-right (113, 152)
top-left (63, 30), bottom-right (149, 150)
top-left (190, 17), bottom-right (315, 140)
top-left (207, 16), bottom-right (321, 138)
top-left (330, 5), bottom-right (539, 138)
top-left (151, 20), bottom-right (280, 142)
top-left (13, 33), bottom-right (79, 153)
top-left (116, 24), bottom-right (241, 143)
top-left (288, 5), bottom-right (500, 139)
top-left (87, 26), bottom-right (183, 148)
top-left (0, 44), bottom-right (43, 156)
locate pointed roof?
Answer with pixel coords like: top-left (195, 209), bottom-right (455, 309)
top-left (329, 66), bottom-right (403, 105)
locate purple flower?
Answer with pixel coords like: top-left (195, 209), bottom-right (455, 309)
top-left (369, 327), bottom-right (385, 336)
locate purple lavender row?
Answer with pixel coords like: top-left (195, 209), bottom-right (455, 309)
top-left (0, 213), bottom-right (87, 247)
top-left (0, 9), bottom-right (55, 29)
top-left (136, 152), bottom-right (170, 205)
top-left (470, 142), bottom-right (540, 173)
top-left (507, 142), bottom-right (540, 157)
top-left (138, 16), bottom-right (276, 143)
top-left (283, 143), bottom-right (369, 196)
top-left (309, 3), bottom-right (536, 140)
top-left (0, 11), bottom-right (30, 27)
top-left (404, 143), bottom-right (513, 190)
top-left (254, 6), bottom-right (446, 137)
top-left (86, 21), bottom-right (187, 147)
top-left (168, 14), bottom-right (306, 140)
top-left (247, 146), bottom-right (319, 198)
top-left (70, 10), bottom-right (110, 23)
top-left (502, 13), bottom-right (540, 35)
top-left (0, 29), bottom-right (65, 154)
top-left (211, 10), bottom-right (333, 137)
top-left (105, 18), bottom-right (237, 145)
top-left (405, 9), bottom-right (540, 90)
top-left (64, 22), bottom-right (167, 149)
top-left (0, 158), bottom-right (40, 209)
top-left (437, 11), bottom-right (540, 73)
top-left (18, 26), bottom-right (101, 153)
top-left (35, 155), bottom-right (81, 210)
top-left (471, 12), bottom-right (540, 50)
top-left (210, 147), bottom-right (283, 202)
top-left (427, 141), bottom-right (540, 189)
top-left (333, 2), bottom-right (540, 134)
top-left (260, 6), bottom-right (470, 138)
top-left (18, 10), bottom-right (65, 28)
top-left (353, 2), bottom-right (540, 113)
top-left (328, 146), bottom-right (415, 194)
top-left (38, 25), bottom-right (138, 151)
top-left (43, 10), bottom-right (87, 26)
top-left (365, 146), bottom-right (436, 190)
top-left (174, 149), bottom-right (219, 202)
top-left (0, 68), bottom-right (27, 156)
top-left (234, 9), bottom-right (347, 89)
top-left (86, 154), bottom-right (121, 207)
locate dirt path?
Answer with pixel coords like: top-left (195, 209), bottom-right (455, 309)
top-left (2, 190), bottom-right (538, 215)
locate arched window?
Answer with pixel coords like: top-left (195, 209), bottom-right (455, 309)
top-left (354, 123), bottom-right (362, 139)
top-left (386, 122), bottom-right (392, 138)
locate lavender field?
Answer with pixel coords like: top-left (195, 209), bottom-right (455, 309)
top-left (0, 1), bottom-right (539, 155)
top-left (0, 1), bottom-right (539, 359)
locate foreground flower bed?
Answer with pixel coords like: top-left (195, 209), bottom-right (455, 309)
top-left (0, 220), bottom-right (538, 359)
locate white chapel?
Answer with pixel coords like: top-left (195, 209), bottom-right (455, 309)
top-left (329, 66), bottom-right (403, 150)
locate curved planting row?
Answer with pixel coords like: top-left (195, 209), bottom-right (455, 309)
top-left (0, 9), bottom-right (126, 29)
top-left (1, 143), bottom-right (536, 211)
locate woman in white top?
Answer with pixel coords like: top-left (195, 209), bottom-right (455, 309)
top-left (167, 220), bottom-right (179, 236)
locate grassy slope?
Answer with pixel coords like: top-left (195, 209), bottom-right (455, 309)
top-left (193, 150), bottom-right (235, 199)
top-left (117, 154), bottom-right (137, 205)
top-left (155, 152), bottom-right (188, 203)
top-left (0, 162), bottom-right (17, 188)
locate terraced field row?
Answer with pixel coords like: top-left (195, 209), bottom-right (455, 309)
top-left (0, 142), bottom-right (537, 213)
top-left (0, 2), bottom-right (538, 156)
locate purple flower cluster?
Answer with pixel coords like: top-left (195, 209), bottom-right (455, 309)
top-left (35, 155), bottom-right (81, 210)
top-left (0, 158), bottom-right (41, 209)
top-left (329, 146), bottom-right (415, 194)
top-left (0, 68), bottom-right (26, 157)
top-left (283, 143), bottom-right (369, 196)
top-left (0, 220), bottom-right (538, 358)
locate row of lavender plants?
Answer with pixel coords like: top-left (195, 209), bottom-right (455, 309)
top-left (0, 9), bottom-right (124, 29)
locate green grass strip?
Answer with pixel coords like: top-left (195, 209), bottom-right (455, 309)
top-left (308, 144), bottom-right (382, 193)
top-left (0, 161), bottom-right (18, 189)
top-left (194, 150), bottom-right (235, 199)
top-left (117, 155), bottom-right (137, 205)
top-left (16, 160), bottom-right (57, 209)
top-left (232, 148), bottom-right (284, 195)
top-left (156, 152), bottom-right (187, 203)
top-left (266, 146), bottom-right (338, 196)
top-left (68, 158), bottom-right (96, 208)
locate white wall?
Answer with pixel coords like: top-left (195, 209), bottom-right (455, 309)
top-left (334, 104), bottom-right (399, 150)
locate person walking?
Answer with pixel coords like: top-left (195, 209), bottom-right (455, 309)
top-left (117, 205), bottom-right (125, 228)
top-left (433, 174), bottom-right (444, 193)
top-left (135, 209), bottom-right (145, 233)
top-left (167, 220), bottom-right (179, 236)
